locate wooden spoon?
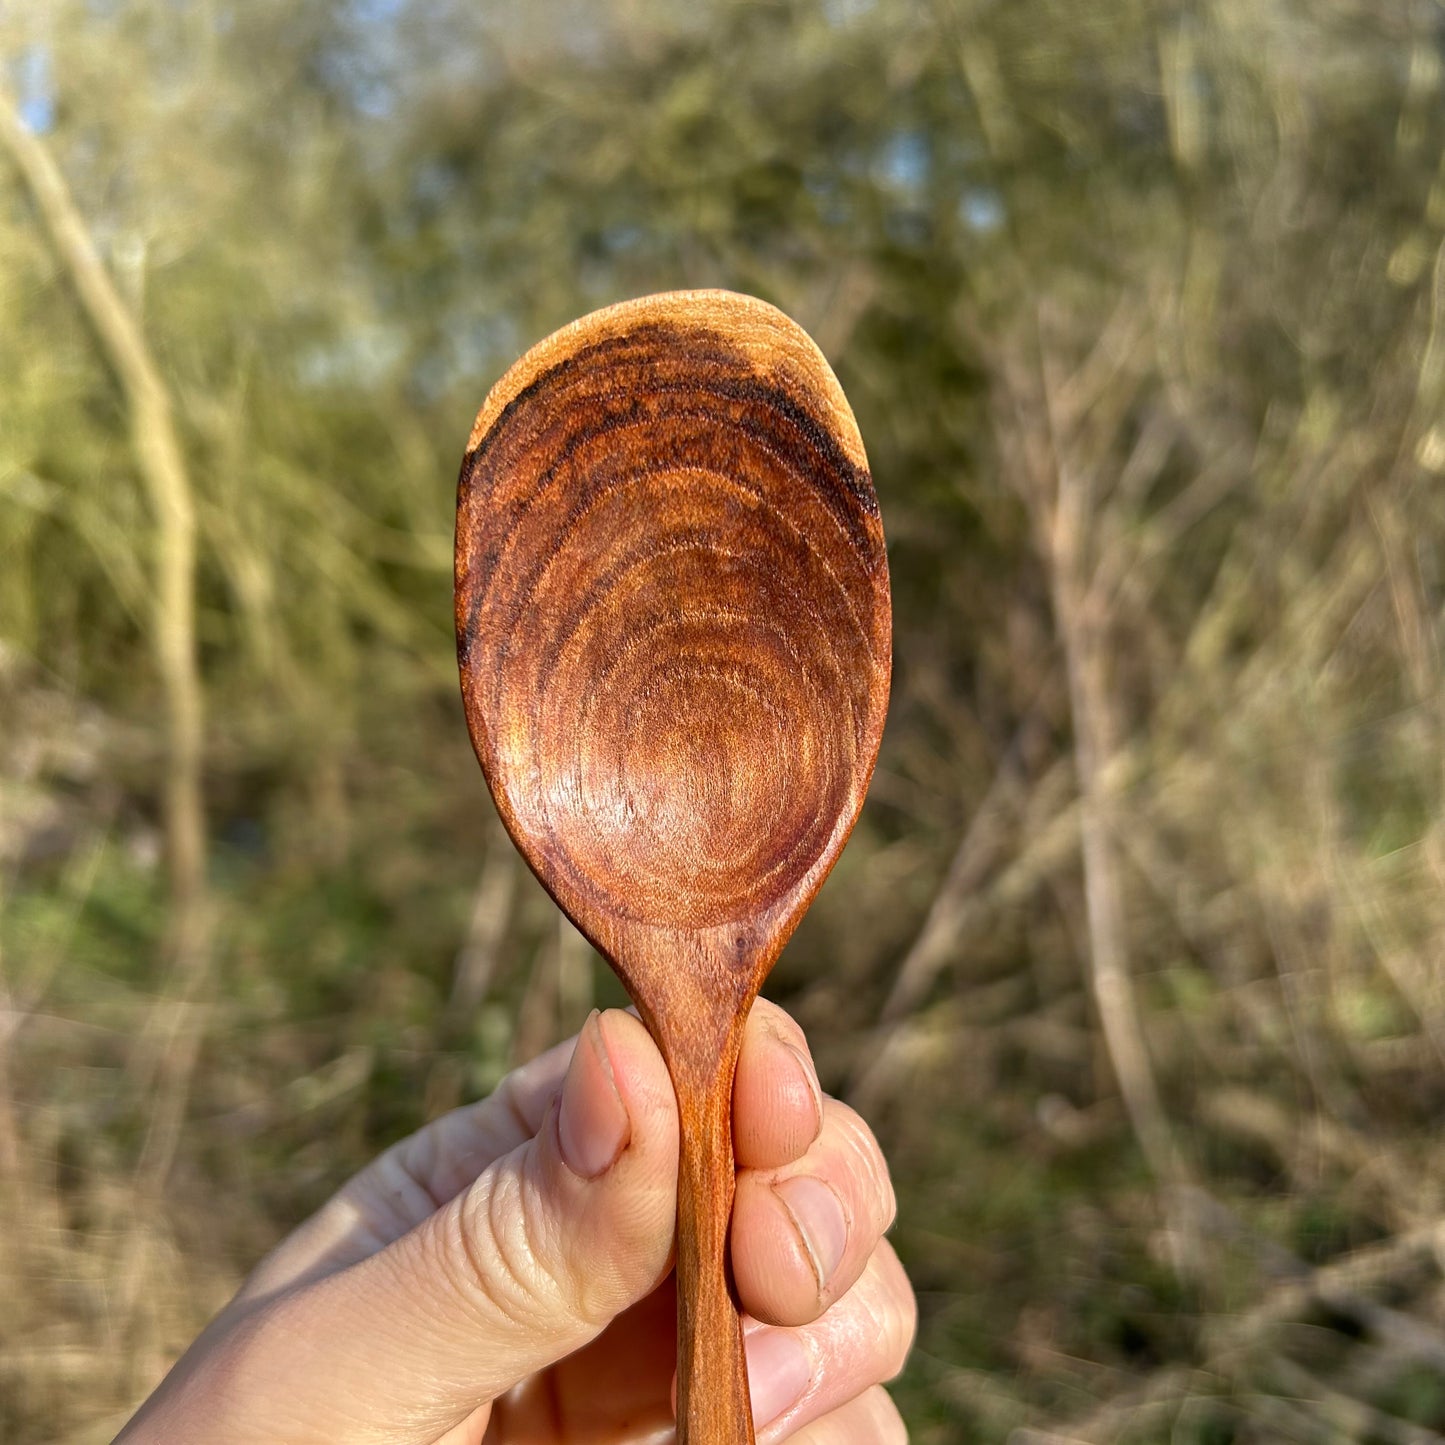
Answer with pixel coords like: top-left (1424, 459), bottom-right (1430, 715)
top-left (454, 289), bottom-right (890, 1444)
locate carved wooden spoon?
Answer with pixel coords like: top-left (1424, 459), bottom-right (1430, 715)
top-left (455, 289), bottom-right (890, 1444)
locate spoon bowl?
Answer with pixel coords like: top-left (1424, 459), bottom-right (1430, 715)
top-left (456, 290), bottom-right (890, 1444)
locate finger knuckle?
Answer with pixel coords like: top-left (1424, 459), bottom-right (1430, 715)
top-left (865, 1247), bottom-right (917, 1382)
top-left (824, 1101), bottom-right (897, 1235)
top-left (441, 1170), bottom-right (557, 1331)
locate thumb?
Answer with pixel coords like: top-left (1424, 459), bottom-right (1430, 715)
top-left (244, 1009), bottom-right (680, 1443)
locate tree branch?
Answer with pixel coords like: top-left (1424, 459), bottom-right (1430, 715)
top-left (0, 92), bottom-right (208, 985)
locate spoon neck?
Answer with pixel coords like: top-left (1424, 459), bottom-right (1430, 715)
top-left (647, 988), bottom-right (752, 1103)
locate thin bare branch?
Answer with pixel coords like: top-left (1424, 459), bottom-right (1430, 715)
top-left (0, 93), bottom-right (209, 990)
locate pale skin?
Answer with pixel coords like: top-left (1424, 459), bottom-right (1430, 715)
top-left (118, 999), bottom-right (916, 1444)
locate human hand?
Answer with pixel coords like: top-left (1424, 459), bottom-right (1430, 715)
top-left (117, 999), bottom-right (915, 1444)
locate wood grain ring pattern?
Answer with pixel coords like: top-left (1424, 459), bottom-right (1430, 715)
top-left (456, 291), bottom-right (890, 960)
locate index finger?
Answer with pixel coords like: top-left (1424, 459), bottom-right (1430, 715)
top-left (733, 997), bottom-right (825, 1171)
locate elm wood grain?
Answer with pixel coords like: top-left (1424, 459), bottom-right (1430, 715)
top-left (455, 290), bottom-right (891, 1444)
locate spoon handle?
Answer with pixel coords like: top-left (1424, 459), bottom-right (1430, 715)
top-left (671, 1039), bottom-right (756, 1445)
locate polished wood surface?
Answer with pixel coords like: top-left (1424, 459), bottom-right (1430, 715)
top-left (455, 289), bottom-right (891, 1443)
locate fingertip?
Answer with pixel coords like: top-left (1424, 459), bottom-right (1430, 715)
top-left (733, 1097), bottom-right (898, 1327)
top-left (732, 1171), bottom-right (827, 1326)
top-left (558, 1011), bottom-right (631, 1179)
top-left (734, 1002), bottom-right (823, 1171)
top-left (593, 1007), bottom-right (678, 1146)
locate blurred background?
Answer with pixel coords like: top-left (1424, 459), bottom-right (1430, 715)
top-left (3, 1), bottom-right (1445, 1440)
